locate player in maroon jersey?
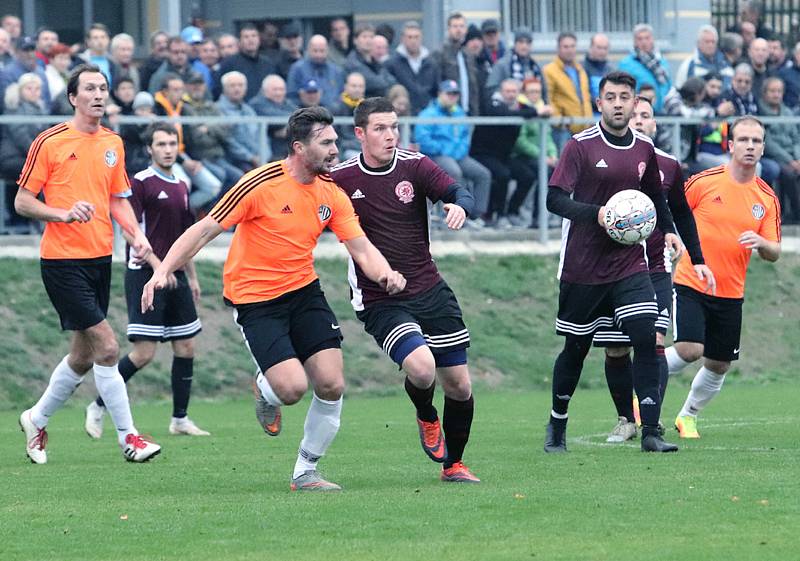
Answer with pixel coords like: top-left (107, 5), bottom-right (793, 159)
top-left (330, 97), bottom-right (480, 483)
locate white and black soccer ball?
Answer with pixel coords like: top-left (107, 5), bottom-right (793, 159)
top-left (602, 189), bottom-right (657, 245)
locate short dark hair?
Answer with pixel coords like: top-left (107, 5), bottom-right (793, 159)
top-left (113, 76), bottom-right (135, 90)
top-left (353, 23), bottom-right (374, 38)
top-left (167, 36), bottom-right (187, 50)
top-left (354, 97), bottom-right (395, 129)
top-left (86, 23), bottom-right (109, 40)
top-left (159, 72), bottom-right (183, 91)
top-left (144, 122), bottom-right (179, 146)
top-left (239, 22), bottom-right (258, 36)
top-left (287, 106), bottom-right (334, 153)
top-left (599, 71), bottom-right (637, 94)
top-left (729, 115), bottom-right (765, 138)
top-left (447, 12), bottom-right (465, 25)
top-left (557, 31), bottom-right (577, 44)
top-left (66, 63), bottom-right (107, 107)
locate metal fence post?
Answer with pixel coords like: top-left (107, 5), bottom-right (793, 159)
top-left (258, 121), bottom-right (269, 164)
top-left (538, 118), bottom-right (550, 244)
top-left (400, 121), bottom-right (411, 149)
top-left (671, 121), bottom-right (681, 160)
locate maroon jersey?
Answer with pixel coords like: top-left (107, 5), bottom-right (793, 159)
top-left (126, 167), bottom-right (193, 269)
top-left (646, 148), bottom-right (682, 274)
top-left (551, 124), bottom-right (664, 284)
top-left (330, 149), bottom-right (452, 310)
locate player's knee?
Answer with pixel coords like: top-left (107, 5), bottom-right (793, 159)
top-left (625, 318), bottom-right (656, 350)
top-left (605, 346), bottom-right (631, 359)
top-left (277, 378), bottom-right (309, 405)
top-left (313, 376), bottom-right (345, 401)
top-left (440, 372), bottom-right (471, 400)
top-left (704, 359), bottom-right (730, 375)
top-left (94, 339), bottom-right (120, 365)
top-left (676, 342), bottom-right (704, 363)
top-left (172, 338), bottom-right (195, 358)
top-left (402, 347), bottom-right (436, 388)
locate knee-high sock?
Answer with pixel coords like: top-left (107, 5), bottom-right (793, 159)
top-left (442, 394), bottom-right (474, 468)
top-left (404, 377), bottom-right (437, 422)
top-left (171, 356), bottom-right (193, 418)
top-left (96, 355), bottom-right (138, 408)
top-left (604, 354), bottom-right (634, 422)
top-left (31, 356), bottom-right (84, 428)
top-left (94, 363), bottom-right (136, 446)
top-left (256, 370), bottom-right (284, 406)
top-left (665, 346), bottom-right (691, 374)
top-left (293, 394), bottom-right (342, 479)
top-left (656, 346), bottom-right (669, 403)
top-left (679, 367), bottom-right (725, 417)
top-left (626, 318), bottom-right (661, 427)
top-left (551, 335), bottom-right (591, 419)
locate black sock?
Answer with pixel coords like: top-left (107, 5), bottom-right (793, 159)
top-left (605, 353), bottom-right (634, 422)
top-left (657, 345), bottom-right (668, 404)
top-left (404, 376), bottom-right (437, 422)
top-left (625, 318), bottom-right (661, 427)
top-left (96, 354), bottom-right (139, 408)
top-left (443, 395), bottom-right (474, 468)
top-left (551, 336), bottom-right (591, 417)
top-left (171, 356), bottom-right (194, 418)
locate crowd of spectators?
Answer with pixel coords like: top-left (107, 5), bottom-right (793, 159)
top-left (2, 0), bottom-right (800, 233)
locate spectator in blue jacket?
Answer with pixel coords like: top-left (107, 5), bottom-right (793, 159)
top-left (618, 23), bottom-right (672, 112)
top-left (416, 79), bottom-right (492, 226)
top-left (286, 35), bottom-right (344, 109)
top-left (216, 71), bottom-right (265, 170)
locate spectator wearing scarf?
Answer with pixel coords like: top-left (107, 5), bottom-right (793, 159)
top-left (485, 27), bottom-right (546, 102)
top-left (618, 23), bottom-right (672, 111)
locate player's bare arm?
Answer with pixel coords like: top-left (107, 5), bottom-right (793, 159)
top-left (739, 230), bottom-right (781, 262)
top-left (184, 259), bottom-right (202, 303)
top-left (343, 236), bottom-right (406, 295)
top-left (110, 196), bottom-right (152, 264)
top-left (15, 187), bottom-right (96, 223)
top-left (142, 216), bottom-right (224, 311)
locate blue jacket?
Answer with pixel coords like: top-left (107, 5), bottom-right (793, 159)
top-left (286, 58), bottom-right (344, 109)
top-left (415, 100), bottom-right (471, 161)
top-left (216, 94), bottom-right (261, 164)
top-left (617, 52), bottom-right (671, 112)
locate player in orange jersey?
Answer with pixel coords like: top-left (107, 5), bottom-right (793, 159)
top-left (142, 106), bottom-right (406, 491)
top-left (15, 64), bottom-right (161, 464)
top-left (667, 116), bottom-right (781, 439)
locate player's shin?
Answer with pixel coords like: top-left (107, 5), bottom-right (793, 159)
top-left (293, 393), bottom-right (342, 478)
top-left (31, 356), bottom-right (85, 427)
top-left (627, 320), bottom-right (661, 427)
top-left (442, 394), bottom-right (474, 468)
top-left (604, 352), bottom-right (635, 422)
top-left (93, 363), bottom-right (136, 445)
top-left (679, 366), bottom-right (725, 418)
top-left (551, 336), bottom-right (591, 420)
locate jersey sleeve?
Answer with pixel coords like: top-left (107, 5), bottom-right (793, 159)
top-left (549, 139), bottom-right (581, 194)
top-left (208, 173), bottom-right (259, 229)
top-left (111, 137), bottom-right (131, 197)
top-left (639, 147), bottom-right (663, 200)
top-left (417, 155), bottom-right (453, 202)
top-left (17, 135), bottom-right (51, 194)
top-left (328, 186), bottom-right (365, 242)
top-left (128, 177), bottom-right (145, 223)
top-left (758, 188), bottom-right (782, 243)
top-left (683, 173), bottom-right (704, 210)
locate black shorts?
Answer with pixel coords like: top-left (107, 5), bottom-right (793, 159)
top-left (557, 272), bottom-right (657, 340)
top-left (41, 257), bottom-right (111, 331)
top-left (673, 284), bottom-right (743, 362)
top-left (593, 272), bottom-right (672, 346)
top-left (125, 268), bottom-right (201, 342)
top-left (356, 280), bottom-right (470, 362)
top-left (232, 279), bottom-right (342, 373)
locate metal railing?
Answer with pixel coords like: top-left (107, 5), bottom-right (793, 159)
top-left (509, 0), bottom-right (665, 34)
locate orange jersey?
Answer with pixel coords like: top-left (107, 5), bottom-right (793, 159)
top-left (674, 165), bottom-right (781, 298)
top-left (209, 160), bottom-right (365, 304)
top-left (18, 122), bottom-right (130, 259)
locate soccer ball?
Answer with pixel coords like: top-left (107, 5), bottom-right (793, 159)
top-left (602, 189), bottom-right (657, 245)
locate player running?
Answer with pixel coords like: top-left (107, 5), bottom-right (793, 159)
top-left (141, 106), bottom-right (406, 491)
top-left (85, 122), bottom-right (210, 439)
top-left (330, 97), bottom-right (480, 483)
top-left (543, 71), bottom-right (681, 454)
top-left (16, 64), bottom-right (160, 464)
top-left (667, 116), bottom-right (781, 438)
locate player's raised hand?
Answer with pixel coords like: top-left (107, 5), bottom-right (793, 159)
top-left (141, 271), bottom-right (168, 312)
top-left (693, 264), bottom-right (717, 295)
top-left (378, 270), bottom-right (406, 295)
top-left (443, 203), bottom-right (466, 230)
top-left (63, 201), bottom-right (95, 223)
top-left (665, 233), bottom-right (684, 262)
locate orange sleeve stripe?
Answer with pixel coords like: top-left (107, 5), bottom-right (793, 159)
top-left (209, 162), bottom-right (281, 219)
top-left (210, 166), bottom-right (283, 222)
top-left (18, 123), bottom-right (69, 186)
top-left (755, 177), bottom-right (782, 241)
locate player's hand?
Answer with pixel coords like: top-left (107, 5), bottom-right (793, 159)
top-left (665, 233), bottom-right (684, 262)
top-left (597, 206), bottom-right (607, 226)
top-left (738, 230), bottom-right (767, 250)
top-left (189, 278), bottom-right (201, 303)
top-left (62, 201), bottom-right (95, 223)
top-left (166, 272), bottom-right (178, 290)
top-left (443, 203), bottom-right (466, 230)
top-left (141, 271), bottom-right (168, 312)
top-left (378, 270), bottom-right (406, 295)
top-left (693, 264), bottom-right (717, 295)
top-left (130, 231), bottom-right (152, 264)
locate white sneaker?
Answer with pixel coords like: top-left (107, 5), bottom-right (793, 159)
top-left (85, 401), bottom-right (106, 439)
top-left (169, 417), bottom-right (211, 436)
top-left (495, 216), bottom-right (513, 229)
top-left (606, 416), bottom-right (638, 443)
top-left (19, 409), bottom-right (48, 464)
top-left (121, 434), bottom-right (161, 462)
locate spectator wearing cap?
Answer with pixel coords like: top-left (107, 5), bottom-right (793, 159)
top-left (249, 74), bottom-right (298, 160)
top-left (329, 71), bottom-right (365, 160)
top-left (0, 36), bottom-right (51, 112)
top-left (149, 36), bottom-right (195, 94)
top-left (385, 21), bottom-right (438, 115)
top-left (216, 70), bottom-right (265, 170)
top-left (44, 42), bottom-right (73, 99)
top-left (111, 33), bottom-right (140, 89)
top-left (543, 31), bottom-right (592, 142)
top-left (297, 77), bottom-right (322, 108)
top-left (485, 27), bottom-right (546, 103)
top-left (0, 28), bottom-right (13, 70)
top-left (276, 20), bottom-right (304, 79)
top-left (34, 28), bottom-right (58, 68)
top-left (416, 80), bottom-right (492, 227)
top-left (584, 33), bottom-right (614, 113)
top-left (121, 92), bottom-right (157, 177)
top-left (214, 23), bottom-right (275, 101)
top-left (139, 31), bottom-right (169, 92)
top-left (178, 26), bottom-right (212, 92)
top-left (328, 17), bottom-right (351, 67)
top-left (618, 23), bottom-right (672, 112)
top-left (479, 19), bottom-right (506, 68)
top-left (286, 34), bottom-right (344, 108)
top-left (79, 23), bottom-right (120, 87)
top-left (463, 25), bottom-right (489, 99)
top-left (432, 12), bottom-right (481, 115)
top-left (344, 23), bottom-right (396, 97)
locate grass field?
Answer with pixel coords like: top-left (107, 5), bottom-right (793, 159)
top-left (1, 384), bottom-right (798, 561)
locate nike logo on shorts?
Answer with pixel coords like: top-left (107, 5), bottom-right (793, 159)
top-left (331, 324), bottom-right (340, 330)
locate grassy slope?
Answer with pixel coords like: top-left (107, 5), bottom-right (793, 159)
top-left (0, 253), bottom-right (797, 409)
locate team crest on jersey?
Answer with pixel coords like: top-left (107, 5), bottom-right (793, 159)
top-left (104, 149), bottom-right (117, 167)
top-left (637, 162), bottom-right (646, 179)
top-left (318, 204), bottom-right (332, 223)
top-left (752, 203), bottom-right (766, 219)
top-left (395, 180), bottom-right (414, 203)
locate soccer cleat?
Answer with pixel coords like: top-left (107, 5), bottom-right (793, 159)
top-left (606, 416), bottom-right (638, 443)
top-left (253, 378), bottom-right (281, 436)
top-left (632, 394), bottom-right (641, 427)
top-left (19, 409), bottom-right (48, 464)
top-left (641, 431), bottom-right (679, 452)
top-left (544, 421), bottom-right (568, 453)
top-left (675, 415), bottom-right (700, 439)
top-left (121, 434), bottom-right (161, 462)
top-left (169, 417), bottom-right (210, 436)
top-left (441, 461), bottom-right (481, 483)
top-left (84, 401), bottom-right (106, 439)
top-left (290, 470), bottom-right (342, 492)
top-left (416, 417), bottom-right (447, 463)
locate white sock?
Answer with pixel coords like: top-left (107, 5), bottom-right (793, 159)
top-left (679, 367), bottom-right (725, 417)
top-left (93, 363), bottom-right (137, 446)
top-left (292, 394), bottom-right (342, 479)
top-left (665, 346), bottom-right (691, 374)
top-left (256, 371), bottom-right (284, 406)
top-left (30, 356), bottom-right (84, 428)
